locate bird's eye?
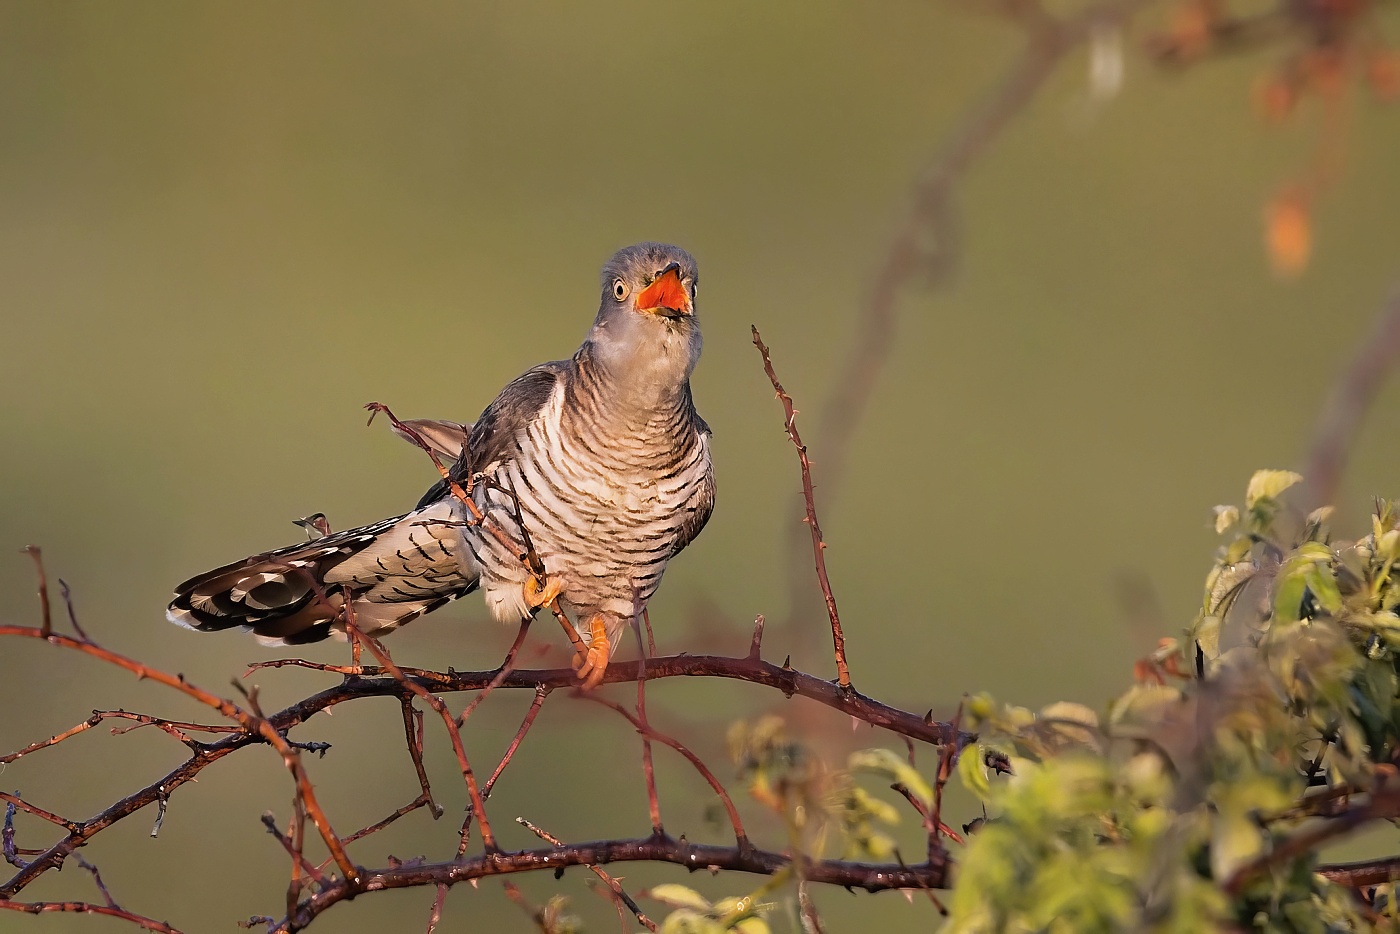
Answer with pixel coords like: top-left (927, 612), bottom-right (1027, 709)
top-left (612, 279), bottom-right (629, 302)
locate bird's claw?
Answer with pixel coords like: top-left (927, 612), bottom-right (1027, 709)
top-left (572, 614), bottom-right (611, 691)
top-left (522, 574), bottom-right (563, 610)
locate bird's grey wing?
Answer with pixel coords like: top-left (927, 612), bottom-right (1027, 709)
top-left (415, 361), bottom-right (569, 509)
top-left (672, 406), bottom-right (715, 555)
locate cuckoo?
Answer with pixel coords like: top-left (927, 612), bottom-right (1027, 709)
top-left (167, 243), bottom-right (714, 688)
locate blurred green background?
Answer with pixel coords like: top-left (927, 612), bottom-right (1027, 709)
top-left (2, 1), bottom-right (1399, 930)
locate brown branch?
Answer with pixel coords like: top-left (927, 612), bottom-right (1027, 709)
top-left (517, 818), bottom-right (657, 932)
top-left (3, 801), bottom-right (27, 869)
top-left (275, 836), bottom-right (949, 931)
top-left (632, 606), bottom-right (664, 837)
top-left (459, 684), bottom-right (551, 857)
top-left (1, 709), bottom-right (242, 765)
top-left (0, 792), bottom-right (75, 832)
top-left (0, 898), bottom-right (185, 933)
top-left (342, 617), bottom-right (496, 852)
top-left (21, 546), bottom-right (51, 637)
top-left (585, 695), bottom-right (750, 849)
top-left (1224, 782), bottom-right (1400, 896)
top-left (339, 796), bottom-right (437, 849)
top-left (399, 699), bottom-right (443, 820)
top-left (0, 623), bottom-right (359, 891)
top-left (752, 326), bottom-right (851, 690)
top-left (259, 811), bottom-right (326, 890)
top-left (457, 617), bottom-right (534, 724)
top-left (423, 884), bottom-right (447, 934)
top-left (1318, 854), bottom-right (1400, 888)
top-left (0, 625), bottom-right (966, 902)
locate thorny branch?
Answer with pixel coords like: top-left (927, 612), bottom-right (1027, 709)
top-left (0, 597), bottom-right (966, 931)
top-left (752, 326), bottom-right (852, 691)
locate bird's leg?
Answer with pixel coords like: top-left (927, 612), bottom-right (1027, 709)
top-left (573, 614), bottom-right (611, 691)
top-left (522, 574), bottom-right (563, 610)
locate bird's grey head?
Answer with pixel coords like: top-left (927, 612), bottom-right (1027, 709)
top-left (584, 242), bottom-right (702, 397)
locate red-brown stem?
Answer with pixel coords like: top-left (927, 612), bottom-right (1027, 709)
top-left (58, 580), bottom-right (90, 642)
top-left (1225, 782), bottom-right (1400, 896)
top-left (641, 607), bottom-right (657, 657)
top-left (586, 696), bottom-right (749, 848)
top-left (22, 546), bottom-right (52, 638)
top-left (458, 617), bottom-right (533, 724)
top-left (0, 793), bottom-right (75, 831)
top-left (516, 818), bottom-right (657, 932)
top-left (263, 814), bottom-right (325, 886)
top-left (483, 686), bottom-right (550, 799)
top-left (748, 614), bottom-right (766, 660)
top-left (286, 798), bottom-right (307, 918)
top-left (930, 701), bottom-right (964, 850)
top-left (72, 855), bottom-right (115, 908)
top-left (0, 899), bottom-right (186, 933)
top-left (424, 884), bottom-right (447, 934)
top-left (501, 880), bottom-right (548, 931)
top-left (0, 625), bottom-right (359, 885)
top-left (342, 619), bottom-right (496, 851)
top-left (259, 812), bottom-right (325, 890)
top-left (632, 615), bottom-right (663, 836)
top-left (1319, 855), bottom-right (1400, 888)
top-left (750, 327), bottom-right (851, 691)
top-left (399, 700), bottom-right (443, 819)
top-left (308, 793), bottom-right (441, 878)
top-left (459, 685), bottom-right (551, 858)
top-left (278, 836), bottom-right (948, 931)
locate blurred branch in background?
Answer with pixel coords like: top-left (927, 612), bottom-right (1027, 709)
top-left (1303, 283), bottom-right (1400, 510)
top-left (795, 0), bottom-right (1159, 626)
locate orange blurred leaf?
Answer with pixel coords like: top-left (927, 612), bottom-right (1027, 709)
top-left (1266, 190), bottom-right (1312, 277)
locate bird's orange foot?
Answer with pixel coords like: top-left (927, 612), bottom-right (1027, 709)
top-left (522, 574), bottom-right (563, 610)
top-left (572, 614), bottom-right (611, 691)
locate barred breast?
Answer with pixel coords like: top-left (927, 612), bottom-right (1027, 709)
top-left (466, 362), bottom-right (713, 649)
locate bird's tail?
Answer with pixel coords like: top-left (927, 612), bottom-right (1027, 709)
top-left (167, 499), bottom-right (478, 645)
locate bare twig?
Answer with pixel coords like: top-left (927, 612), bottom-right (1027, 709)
top-left (633, 605), bottom-right (664, 837)
top-left (0, 898), bottom-right (185, 933)
top-left (517, 818), bottom-right (658, 932)
top-left (58, 580), bottom-right (90, 641)
top-left (459, 684), bottom-right (551, 857)
top-left (399, 699), bottom-right (443, 820)
top-left (21, 546), bottom-right (51, 638)
top-left (751, 326), bottom-right (851, 691)
top-left (585, 695), bottom-right (750, 849)
top-left (424, 884), bottom-right (448, 934)
top-left (275, 835), bottom-right (948, 931)
top-left (342, 616), bottom-right (496, 852)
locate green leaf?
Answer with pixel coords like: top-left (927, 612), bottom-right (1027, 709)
top-left (1210, 809), bottom-right (1266, 882)
top-left (958, 745), bottom-right (992, 801)
top-left (661, 910), bottom-right (728, 934)
top-left (848, 748), bottom-right (933, 808)
top-left (1245, 469), bottom-right (1303, 509)
top-left (649, 885), bottom-right (713, 912)
top-left (1214, 504), bottom-right (1240, 535)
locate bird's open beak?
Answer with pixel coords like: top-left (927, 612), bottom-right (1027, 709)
top-left (635, 263), bottom-right (691, 317)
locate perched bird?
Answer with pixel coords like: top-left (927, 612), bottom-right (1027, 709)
top-left (167, 243), bottom-right (714, 688)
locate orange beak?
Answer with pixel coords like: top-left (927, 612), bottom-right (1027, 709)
top-left (635, 263), bottom-right (691, 317)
